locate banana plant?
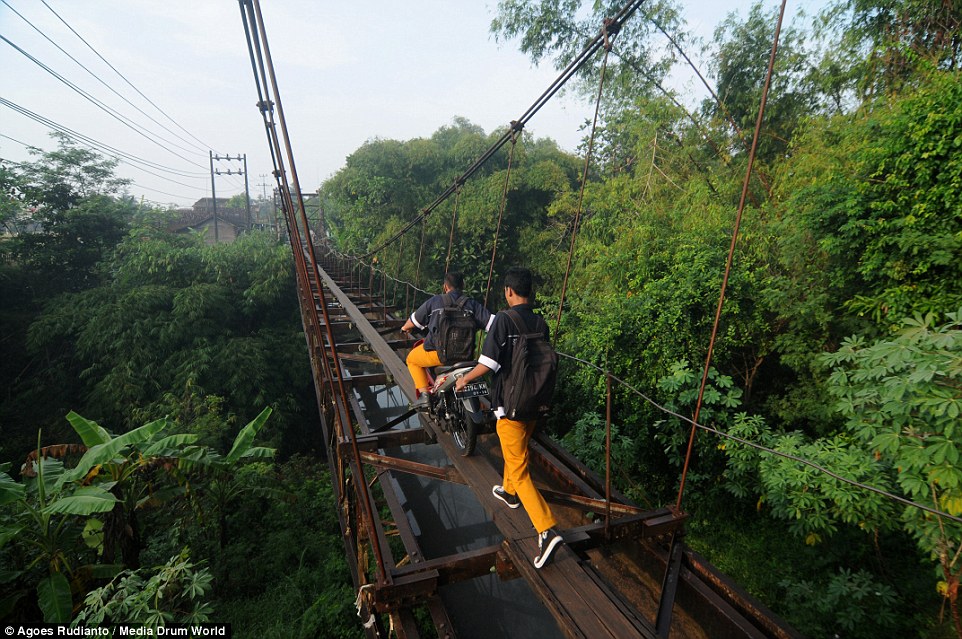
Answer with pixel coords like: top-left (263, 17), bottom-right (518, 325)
top-left (0, 433), bottom-right (121, 623)
top-left (0, 407), bottom-right (274, 623)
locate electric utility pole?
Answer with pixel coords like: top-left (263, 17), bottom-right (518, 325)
top-left (209, 152), bottom-right (252, 241)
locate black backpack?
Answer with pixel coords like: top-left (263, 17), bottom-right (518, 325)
top-left (502, 309), bottom-right (558, 420)
top-left (435, 294), bottom-right (477, 365)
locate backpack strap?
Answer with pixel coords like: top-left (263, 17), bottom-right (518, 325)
top-left (505, 308), bottom-right (532, 334)
top-left (455, 294), bottom-right (469, 311)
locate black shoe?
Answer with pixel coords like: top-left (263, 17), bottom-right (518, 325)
top-left (492, 485), bottom-right (521, 509)
top-left (412, 393), bottom-right (432, 412)
top-left (534, 528), bottom-right (563, 569)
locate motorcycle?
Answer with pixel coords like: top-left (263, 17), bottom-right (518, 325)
top-left (425, 360), bottom-right (495, 456)
top-left (410, 338), bottom-right (495, 456)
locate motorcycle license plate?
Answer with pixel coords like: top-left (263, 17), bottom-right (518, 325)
top-left (455, 382), bottom-right (488, 398)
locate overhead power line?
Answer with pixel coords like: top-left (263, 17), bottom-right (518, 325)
top-left (0, 97), bottom-right (209, 190)
top-left (1, 0), bottom-right (209, 157)
top-left (128, 182), bottom-right (196, 202)
top-left (39, 0), bottom-right (216, 152)
top-left (2, 132), bottom-right (198, 204)
top-left (0, 131), bottom-right (36, 150)
top-left (0, 32), bottom-right (207, 167)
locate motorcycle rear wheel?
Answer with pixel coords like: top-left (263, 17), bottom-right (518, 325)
top-left (449, 402), bottom-right (478, 457)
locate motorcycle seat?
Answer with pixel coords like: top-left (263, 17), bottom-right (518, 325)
top-left (435, 361), bottom-right (478, 375)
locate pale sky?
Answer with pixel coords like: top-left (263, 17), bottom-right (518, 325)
top-left (0, 1), bottom-right (822, 209)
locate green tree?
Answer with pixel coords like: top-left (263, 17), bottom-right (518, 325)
top-left (818, 0), bottom-right (961, 100)
top-left (23, 229), bottom-right (307, 444)
top-left (775, 71), bottom-right (962, 326)
top-left (1, 139), bottom-right (139, 463)
top-left (1, 134), bottom-right (133, 294)
top-left (491, 0), bottom-right (685, 109)
top-left (708, 2), bottom-right (818, 161)
top-left (823, 309), bottom-right (962, 635)
top-left (0, 408), bottom-right (273, 623)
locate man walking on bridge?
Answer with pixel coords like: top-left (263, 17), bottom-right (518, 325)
top-left (455, 267), bottom-right (563, 568)
top-left (401, 271), bottom-right (493, 409)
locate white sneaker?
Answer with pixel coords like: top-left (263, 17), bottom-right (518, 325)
top-left (492, 485), bottom-right (521, 509)
top-left (534, 527), bottom-right (563, 568)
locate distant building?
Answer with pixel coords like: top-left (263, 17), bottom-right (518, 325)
top-left (169, 198), bottom-right (248, 244)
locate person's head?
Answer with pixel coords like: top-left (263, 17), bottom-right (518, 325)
top-left (443, 271), bottom-right (464, 293)
top-left (503, 267), bottom-right (533, 303)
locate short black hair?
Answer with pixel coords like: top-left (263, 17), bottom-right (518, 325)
top-left (444, 271), bottom-right (464, 290)
top-left (503, 267), bottom-right (533, 298)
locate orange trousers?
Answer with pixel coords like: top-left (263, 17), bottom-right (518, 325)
top-left (406, 343), bottom-right (442, 391)
top-left (497, 417), bottom-right (557, 533)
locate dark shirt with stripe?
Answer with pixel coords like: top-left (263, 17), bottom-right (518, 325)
top-left (409, 290), bottom-right (493, 351)
top-left (477, 303), bottom-right (550, 419)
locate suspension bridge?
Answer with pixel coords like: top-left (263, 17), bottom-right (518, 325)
top-left (233, 0), bottom-right (809, 636)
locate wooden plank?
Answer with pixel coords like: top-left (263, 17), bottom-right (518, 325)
top-left (318, 262), bottom-right (659, 639)
top-left (349, 428), bottom-right (428, 452)
top-left (533, 434), bottom-right (636, 506)
top-left (391, 544), bottom-right (502, 586)
top-left (560, 510), bottom-right (686, 553)
top-left (540, 488), bottom-right (647, 517)
top-left (499, 536), bottom-right (658, 639)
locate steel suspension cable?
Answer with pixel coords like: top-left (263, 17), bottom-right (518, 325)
top-left (444, 184), bottom-right (462, 275)
top-left (314, 243), bottom-right (962, 529)
top-left (556, 21), bottom-right (759, 202)
top-left (483, 132), bottom-right (519, 308)
top-left (240, 0), bottom-right (387, 584)
top-left (641, 11), bottom-right (772, 196)
top-left (238, 3), bottom-right (332, 398)
top-left (392, 233), bottom-right (405, 307)
top-left (415, 216), bottom-right (427, 290)
top-left (554, 31), bottom-right (613, 338)
top-left (675, 0), bottom-right (788, 513)
top-left (355, 0), bottom-right (645, 261)
top-left (553, 351), bottom-right (962, 525)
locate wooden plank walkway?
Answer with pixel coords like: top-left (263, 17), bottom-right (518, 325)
top-left (316, 263), bottom-right (660, 639)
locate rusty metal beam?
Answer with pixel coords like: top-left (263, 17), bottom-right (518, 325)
top-left (391, 544), bottom-right (505, 586)
top-left (562, 510), bottom-right (687, 552)
top-left (357, 451), bottom-right (466, 485)
top-left (337, 339), bottom-right (413, 353)
top-left (345, 364), bottom-right (459, 637)
top-left (540, 488), bottom-right (646, 517)
top-left (336, 373), bottom-right (391, 388)
top-left (347, 428), bottom-right (428, 452)
top-left (682, 550), bottom-right (802, 639)
top-left (373, 569), bottom-right (440, 611)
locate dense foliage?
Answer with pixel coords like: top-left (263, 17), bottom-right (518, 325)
top-left (314, 0), bottom-right (962, 635)
top-left (3, 0), bottom-right (961, 635)
top-left (1, 141), bottom-right (357, 636)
